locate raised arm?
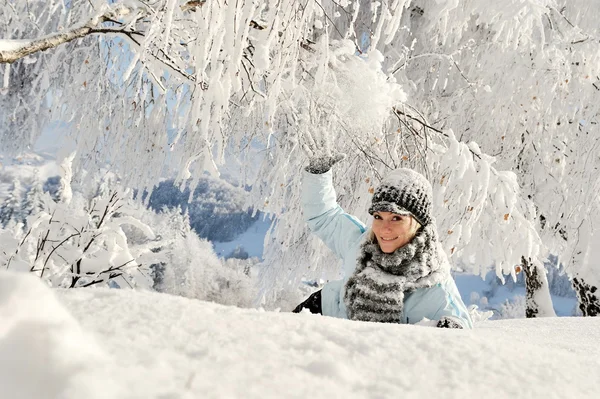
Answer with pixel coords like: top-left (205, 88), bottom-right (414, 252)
top-left (301, 170), bottom-right (366, 260)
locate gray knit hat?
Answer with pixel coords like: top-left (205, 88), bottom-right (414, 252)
top-left (368, 168), bottom-right (433, 226)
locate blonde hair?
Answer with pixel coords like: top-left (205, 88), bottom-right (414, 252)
top-left (408, 216), bottom-right (422, 239)
top-left (367, 215), bottom-right (422, 246)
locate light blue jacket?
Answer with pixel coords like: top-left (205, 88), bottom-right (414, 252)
top-left (302, 170), bottom-right (473, 329)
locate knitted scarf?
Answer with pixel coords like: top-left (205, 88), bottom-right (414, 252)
top-left (344, 223), bottom-right (450, 323)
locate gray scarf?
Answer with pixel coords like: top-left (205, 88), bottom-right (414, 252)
top-left (344, 223), bottom-right (449, 323)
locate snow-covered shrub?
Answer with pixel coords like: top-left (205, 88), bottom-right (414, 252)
top-left (219, 257), bottom-right (260, 308)
top-left (134, 206), bottom-right (257, 307)
top-left (0, 163), bottom-right (260, 305)
top-left (112, 191), bottom-right (257, 306)
top-left (0, 189), bottom-right (156, 289)
top-left (495, 296), bottom-right (526, 320)
top-left (147, 177), bottom-right (258, 242)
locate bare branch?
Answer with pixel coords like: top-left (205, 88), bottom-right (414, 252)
top-left (41, 232), bottom-right (80, 279)
top-left (392, 107), bottom-right (444, 134)
top-left (78, 259), bottom-right (136, 288)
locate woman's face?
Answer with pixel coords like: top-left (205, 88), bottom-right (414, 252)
top-left (372, 211), bottom-right (420, 253)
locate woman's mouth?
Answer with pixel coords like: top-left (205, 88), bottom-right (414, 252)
top-left (380, 237), bottom-right (399, 241)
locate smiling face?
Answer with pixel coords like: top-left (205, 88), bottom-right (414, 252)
top-left (371, 211), bottom-right (421, 253)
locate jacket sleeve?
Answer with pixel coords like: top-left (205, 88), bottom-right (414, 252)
top-left (402, 278), bottom-right (474, 329)
top-left (301, 170), bottom-right (366, 260)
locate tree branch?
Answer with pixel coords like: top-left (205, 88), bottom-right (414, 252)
top-left (0, 5), bottom-right (145, 64)
top-left (41, 232), bottom-right (80, 279)
top-left (392, 107), bottom-right (444, 134)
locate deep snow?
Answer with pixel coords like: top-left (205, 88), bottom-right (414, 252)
top-left (1, 271), bottom-right (598, 399)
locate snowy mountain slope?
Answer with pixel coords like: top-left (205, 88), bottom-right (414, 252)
top-left (212, 216), bottom-right (273, 259)
top-left (2, 272), bottom-right (599, 399)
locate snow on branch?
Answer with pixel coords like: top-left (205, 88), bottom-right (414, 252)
top-left (2, 0), bottom-right (599, 298)
top-left (0, 4), bottom-right (146, 64)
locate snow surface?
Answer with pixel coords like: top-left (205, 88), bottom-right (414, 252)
top-left (2, 271), bottom-right (598, 399)
top-left (0, 272), bottom-right (119, 399)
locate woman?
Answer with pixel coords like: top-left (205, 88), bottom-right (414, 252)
top-left (293, 155), bottom-right (472, 329)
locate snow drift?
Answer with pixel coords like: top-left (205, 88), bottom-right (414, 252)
top-left (1, 271), bottom-right (598, 398)
top-left (0, 272), bottom-right (120, 399)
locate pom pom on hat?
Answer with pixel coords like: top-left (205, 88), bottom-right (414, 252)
top-left (368, 168), bottom-right (433, 226)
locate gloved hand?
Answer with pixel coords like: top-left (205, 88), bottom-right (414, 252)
top-left (305, 153), bottom-right (346, 174)
top-left (436, 316), bottom-right (464, 329)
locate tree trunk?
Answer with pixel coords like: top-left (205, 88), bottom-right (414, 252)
top-left (572, 277), bottom-right (600, 317)
top-left (522, 256), bottom-right (556, 318)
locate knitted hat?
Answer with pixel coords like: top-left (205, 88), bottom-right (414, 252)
top-left (368, 168), bottom-right (433, 226)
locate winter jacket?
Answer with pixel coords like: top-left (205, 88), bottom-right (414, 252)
top-left (301, 170), bottom-right (473, 329)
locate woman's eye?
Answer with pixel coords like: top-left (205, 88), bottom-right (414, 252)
top-left (374, 214), bottom-right (381, 220)
top-left (392, 216), bottom-right (402, 221)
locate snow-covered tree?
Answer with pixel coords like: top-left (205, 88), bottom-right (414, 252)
top-left (139, 206), bottom-right (256, 307)
top-left (147, 176), bottom-right (258, 242)
top-left (0, 0), bottom-right (73, 152)
top-left (0, 178), bottom-right (23, 227)
top-left (21, 173), bottom-right (49, 225)
top-left (1, 1), bottom-right (599, 314)
top-left (381, 0), bottom-right (600, 314)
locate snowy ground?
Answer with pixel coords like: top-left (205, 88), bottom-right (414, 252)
top-left (2, 272), bottom-right (598, 399)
